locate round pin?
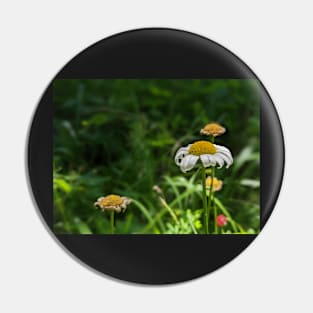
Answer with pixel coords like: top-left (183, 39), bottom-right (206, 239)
top-left (28, 28), bottom-right (284, 284)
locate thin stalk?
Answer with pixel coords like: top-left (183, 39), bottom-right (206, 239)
top-left (207, 167), bottom-right (215, 233)
top-left (202, 166), bottom-right (209, 234)
top-left (110, 211), bottom-right (115, 234)
top-left (190, 168), bottom-right (200, 212)
top-left (206, 136), bottom-right (215, 234)
top-left (159, 197), bottom-right (179, 225)
top-left (213, 200), bottom-right (217, 234)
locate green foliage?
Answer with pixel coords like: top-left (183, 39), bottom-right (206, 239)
top-left (53, 79), bottom-right (260, 234)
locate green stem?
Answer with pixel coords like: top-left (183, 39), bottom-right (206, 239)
top-left (207, 167), bottom-right (215, 233)
top-left (202, 166), bottom-right (209, 234)
top-left (159, 197), bottom-right (179, 225)
top-left (214, 200), bottom-right (217, 234)
top-left (110, 211), bottom-right (115, 234)
top-left (207, 136), bottom-right (216, 233)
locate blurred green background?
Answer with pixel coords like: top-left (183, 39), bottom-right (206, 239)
top-left (53, 79), bottom-right (260, 234)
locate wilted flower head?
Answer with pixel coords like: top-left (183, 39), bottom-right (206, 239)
top-left (216, 214), bottom-right (228, 227)
top-left (152, 185), bottom-right (163, 195)
top-left (94, 194), bottom-right (131, 213)
top-left (175, 140), bottom-right (233, 173)
top-left (206, 177), bottom-right (223, 192)
top-left (200, 122), bottom-right (226, 137)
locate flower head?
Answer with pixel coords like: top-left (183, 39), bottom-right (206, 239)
top-left (175, 140), bottom-right (233, 173)
top-left (200, 122), bottom-right (226, 137)
top-left (216, 214), bottom-right (228, 227)
top-left (94, 194), bottom-right (131, 213)
top-left (206, 177), bottom-right (223, 192)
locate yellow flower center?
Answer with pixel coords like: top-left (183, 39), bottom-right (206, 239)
top-left (188, 141), bottom-right (217, 156)
top-left (203, 123), bottom-right (223, 132)
top-left (99, 194), bottom-right (123, 207)
top-left (200, 123), bottom-right (226, 136)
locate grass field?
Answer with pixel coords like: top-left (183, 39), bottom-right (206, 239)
top-left (53, 79), bottom-right (260, 234)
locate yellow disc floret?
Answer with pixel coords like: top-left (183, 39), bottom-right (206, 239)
top-left (99, 194), bottom-right (123, 207)
top-left (188, 141), bottom-right (217, 156)
top-left (200, 122), bottom-right (226, 136)
top-left (94, 194), bottom-right (131, 213)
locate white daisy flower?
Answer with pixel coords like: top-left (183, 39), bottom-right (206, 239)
top-left (175, 140), bottom-right (233, 173)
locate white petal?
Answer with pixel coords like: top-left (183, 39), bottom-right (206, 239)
top-left (214, 144), bottom-right (231, 153)
top-left (180, 155), bottom-right (199, 172)
top-left (220, 149), bottom-right (233, 162)
top-left (216, 153), bottom-right (229, 165)
top-left (212, 155), bottom-right (224, 168)
top-left (174, 147), bottom-right (189, 166)
top-left (200, 154), bottom-right (210, 167)
top-left (176, 146), bottom-right (189, 154)
top-left (219, 152), bottom-right (233, 167)
top-left (200, 154), bottom-right (215, 167)
top-left (225, 157), bottom-right (232, 168)
top-left (211, 155), bottom-right (217, 166)
top-left (215, 145), bottom-right (233, 167)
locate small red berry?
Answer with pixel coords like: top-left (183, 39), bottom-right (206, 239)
top-left (216, 214), bottom-right (227, 227)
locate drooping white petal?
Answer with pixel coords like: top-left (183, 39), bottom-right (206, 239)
top-left (218, 153), bottom-right (229, 165)
top-left (221, 154), bottom-right (233, 168)
top-left (200, 154), bottom-right (215, 167)
top-left (219, 150), bottom-right (233, 163)
top-left (200, 154), bottom-right (210, 167)
top-left (215, 145), bottom-right (233, 167)
top-left (212, 155), bottom-right (224, 168)
top-left (225, 158), bottom-right (232, 168)
top-left (174, 146), bottom-right (189, 165)
top-left (180, 154), bottom-right (199, 173)
top-left (219, 152), bottom-right (233, 167)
